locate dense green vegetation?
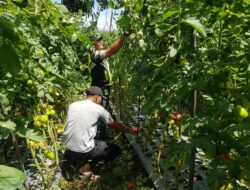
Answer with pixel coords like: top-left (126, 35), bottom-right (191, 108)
top-left (112, 0), bottom-right (250, 189)
top-left (0, 0), bottom-right (249, 189)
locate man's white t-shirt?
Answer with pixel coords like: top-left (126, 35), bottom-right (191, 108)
top-left (62, 99), bottom-right (112, 153)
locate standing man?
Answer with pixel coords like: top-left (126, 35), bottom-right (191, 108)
top-left (89, 31), bottom-right (132, 140)
top-left (89, 30), bottom-right (132, 108)
top-left (61, 86), bottom-right (139, 181)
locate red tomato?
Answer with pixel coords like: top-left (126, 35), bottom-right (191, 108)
top-left (169, 114), bottom-right (176, 120)
top-left (158, 111), bottom-right (164, 117)
top-left (131, 128), bottom-right (140, 134)
top-left (217, 153), bottom-right (230, 161)
top-left (127, 182), bottom-right (134, 189)
top-left (175, 113), bottom-right (183, 122)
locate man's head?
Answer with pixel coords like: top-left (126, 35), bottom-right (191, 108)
top-left (90, 36), bottom-right (104, 50)
top-left (86, 86), bottom-right (105, 104)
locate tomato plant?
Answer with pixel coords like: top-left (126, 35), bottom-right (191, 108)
top-left (111, 0), bottom-right (250, 189)
top-left (0, 0), bottom-right (92, 189)
top-left (0, 0), bottom-right (250, 189)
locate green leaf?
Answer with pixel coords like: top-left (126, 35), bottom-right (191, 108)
top-left (135, 0), bottom-right (143, 12)
top-left (78, 33), bottom-right (90, 44)
top-left (0, 120), bottom-right (16, 131)
top-left (108, 0), bottom-right (115, 8)
top-left (162, 10), bottom-right (179, 21)
top-left (0, 165), bottom-right (26, 190)
top-left (0, 44), bottom-right (21, 75)
top-left (169, 46), bottom-right (178, 57)
top-left (54, 3), bottom-right (69, 14)
top-left (0, 14), bottom-right (19, 42)
top-left (11, 0), bottom-right (28, 8)
top-left (16, 128), bottom-right (46, 142)
top-left (116, 16), bottom-right (131, 28)
top-left (201, 93), bottom-right (214, 105)
top-left (239, 164), bottom-right (250, 179)
top-left (155, 28), bottom-right (164, 37)
top-left (183, 17), bottom-right (207, 37)
top-left (71, 32), bottom-right (78, 42)
top-left (193, 137), bottom-right (216, 157)
top-left (230, 123), bottom-right (250, 131)
top-left (150, 14), bottom-right (163, 25)
top-left (0, 128), bottom-right (10, 140)
top-left (45, 93), bottom-right (54, 102)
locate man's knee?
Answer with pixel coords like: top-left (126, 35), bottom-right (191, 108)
top-left (61, 160), bottom-right (76, 181)
top-left (107, 143), bottom-right (121, 161)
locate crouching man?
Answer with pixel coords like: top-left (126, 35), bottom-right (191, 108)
top-left (61, 86), bottom-right (139, 181)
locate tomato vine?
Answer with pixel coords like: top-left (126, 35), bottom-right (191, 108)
top-left (111, 0), bottom-right (250, 189)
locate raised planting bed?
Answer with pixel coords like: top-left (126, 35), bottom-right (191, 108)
top-left (111, 103), bottom-right (210, 190)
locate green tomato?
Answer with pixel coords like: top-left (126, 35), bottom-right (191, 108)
top-left (168, 119), bottom-right (175, 125)
top-left (226, 183), bottom-right (233, 190)
top-left (48, 109), bottom-right (56, 116)
top-left (234, 105), bottom-right (248, 119)
top-left (48, 88), bottom-right (54, 94)
top-left (55, 92), bottom-right (60, 97)
top-left (34, 121), bottom-right (41, 128)
top-left (46, 152), bottom-right (55, 160)
top-left (27, 80), bottom-right (33, 86)
top-left (39, 115), bottom-right (49, 123)
top-left (44, 149), bottom-right (49, 156)
top-left (33, 115), bottom-right (40, 122)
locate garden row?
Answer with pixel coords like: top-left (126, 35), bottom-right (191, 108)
top-left (111, 0), bottom-right (250, 189)
top-left (0, 0), bottom-right (91, 189)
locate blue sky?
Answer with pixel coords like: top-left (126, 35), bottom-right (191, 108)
top-left (50, 0), bottom-right (119, 31)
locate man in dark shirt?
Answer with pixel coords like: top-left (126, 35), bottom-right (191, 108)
top-left (89, 31), bottom-right (132, 140)
top-left (89, 31), bottom-right (132, 108)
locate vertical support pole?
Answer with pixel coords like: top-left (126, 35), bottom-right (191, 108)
top-left (118, 77), bottom-right (123, 119)
top-left (137, 94), bottom-right (141, 142)
top-left (188, 90), bottom-right (197, 190)
top-left (109, 10), bottom-right (113, 32)
top-left (188, 32), bottom-right (197, 190)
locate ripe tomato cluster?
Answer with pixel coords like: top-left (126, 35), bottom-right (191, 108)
top-left (168, 113), bottom-right (183, 124)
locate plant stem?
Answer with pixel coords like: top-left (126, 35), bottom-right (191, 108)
top-left (218, 17), bottom-right (223, 59)
top-left (30, 147), bottom-right (45, 187)
top-left (11, 132), bottom-right (25, 172)
top-left (48, 123), bottom-right (59, 166)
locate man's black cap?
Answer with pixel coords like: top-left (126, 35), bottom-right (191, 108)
top-left (86, 86), bottom-right (106, 99)
top-left (89, 35), bottom-right (103, 42)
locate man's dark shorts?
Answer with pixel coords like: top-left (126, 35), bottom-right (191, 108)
top-left (61, 140), bottom-right (121, 180)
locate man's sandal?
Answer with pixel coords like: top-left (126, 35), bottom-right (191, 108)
top-left (81, 171), bottom-right (100, 182)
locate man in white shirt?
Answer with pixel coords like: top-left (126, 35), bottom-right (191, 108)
top-left (61, 86), bottom-right (139, 181)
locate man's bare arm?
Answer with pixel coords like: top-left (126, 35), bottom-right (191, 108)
top-left (105, 31), bottom-right (131, 58)
top-left (107, 120), bottom-right (139, 134)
